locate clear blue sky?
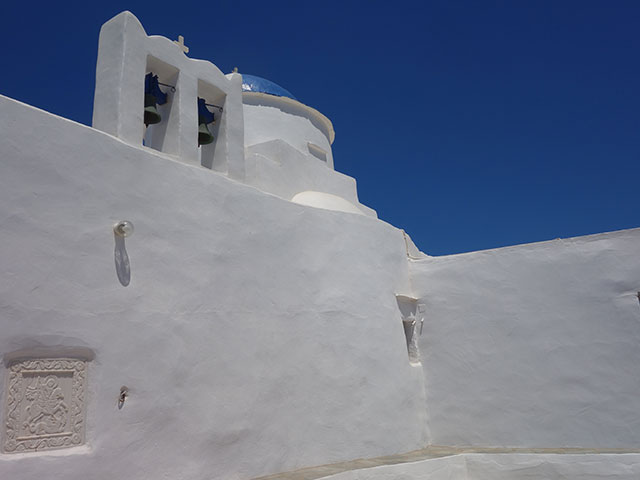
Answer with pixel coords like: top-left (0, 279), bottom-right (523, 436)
top-left (2, 1), bottom-right (638, 255)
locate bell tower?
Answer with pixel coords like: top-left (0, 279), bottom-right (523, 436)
top-left (91, 11), bottom-right (245, 179)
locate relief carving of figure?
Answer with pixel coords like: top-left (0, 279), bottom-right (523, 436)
top-left (22, 375), bottom-right (69, 436)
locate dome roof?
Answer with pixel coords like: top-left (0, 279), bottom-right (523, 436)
top-left (241, 74), bottom-right (297, 100)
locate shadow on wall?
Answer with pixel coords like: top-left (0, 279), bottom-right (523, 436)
top-left (396, 295), bottom-right (423, 364)
top-left (114, 233), bottom-right (131, 287)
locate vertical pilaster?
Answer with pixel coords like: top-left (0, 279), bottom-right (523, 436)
top-left (174, 73), bottom-right (200, 165)
top-left (225, 73), bottom-right (246, 181)
top-left (92, 11), bottom-right (147, 145)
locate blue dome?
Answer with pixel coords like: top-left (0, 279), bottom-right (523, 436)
top-left (241, 74), bottom-right (297, 101)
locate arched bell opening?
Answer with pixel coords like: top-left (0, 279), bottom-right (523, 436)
top-left (198, 80), bottom-right (227, 172)
top-left (142, 56), bottom-right (179, 155)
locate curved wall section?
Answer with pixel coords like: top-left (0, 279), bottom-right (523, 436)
top-left (243, 94), bottom-right (334, 169)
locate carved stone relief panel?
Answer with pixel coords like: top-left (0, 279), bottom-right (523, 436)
top-left (3, 358), bottom-right (87, 453)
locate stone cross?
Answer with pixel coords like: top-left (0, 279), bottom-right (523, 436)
top-left (174, 35), bottom-right (189, 54)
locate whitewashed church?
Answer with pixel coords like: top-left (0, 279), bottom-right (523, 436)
top-left (1, 11), bottom-right (639, 480)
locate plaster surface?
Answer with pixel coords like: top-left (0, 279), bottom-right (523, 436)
top-left (291, 192), bottom-right (365, 216)
top-left (244, 140), bottom-right (377, 218)
top-left (243, 140), bottom-right (375, 217)
top-left (0, 95), bottom-right (426, 479)
top-left (314, 453), bottom-right (640, 480)
top-left (2, 10), bottom-right (640, 479)
top-left (464, 453), bottom-right (640, 480)
top-left (317, 455), bottom-right (468, 480)
top-left (243, 102), bottom-right (334, 168)
top-left (410, 230), bottom-right (640, 448)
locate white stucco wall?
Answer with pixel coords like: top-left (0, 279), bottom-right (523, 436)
top-left (0, 95), bottom-right (427, 479)
top-left (243, 139), bottom-right (377, 217)
top-left (410, 230), bottom-right (640, 448)
top-left (243, 101), bottom-right (334, 168)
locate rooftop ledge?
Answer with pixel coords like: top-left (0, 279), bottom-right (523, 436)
top-left (242, 91), bottom-right (335, 145)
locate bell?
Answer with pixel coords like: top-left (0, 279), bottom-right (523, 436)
top-left (144, 94), bottom-right (162, 126)
top-left (197, 97), bottom-right (216, 146)
top-left (144, 73), bottom-right (168, 126)
top-left (198, 122), bottom-right (214, 146)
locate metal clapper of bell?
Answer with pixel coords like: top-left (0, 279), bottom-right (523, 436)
top-left (144, 73), bottom-right (168, 126)
top-left (197, 98), bottom-right (215, 146)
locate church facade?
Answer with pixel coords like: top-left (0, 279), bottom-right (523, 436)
top-left (0, 11), bottom-right (639, 480)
